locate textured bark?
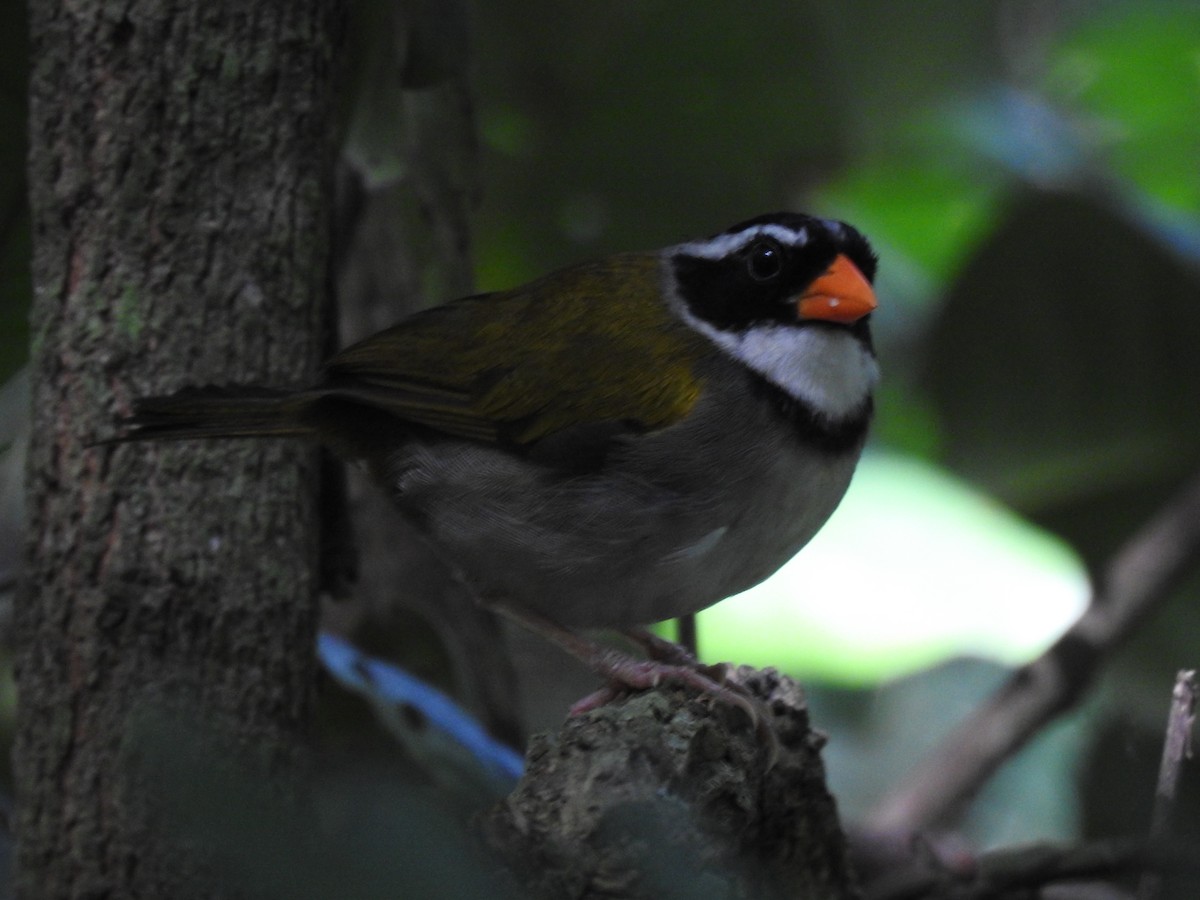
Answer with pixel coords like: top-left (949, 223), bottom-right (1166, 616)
top-left (17, 1), bottom-right (342, 896)
top-left (483, 669), bottom-right (861, 900)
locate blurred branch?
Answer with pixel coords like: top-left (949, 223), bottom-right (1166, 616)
top-left (862, 837), bottom-right (1195, 900)
top-left (868, 468), bottom-right (1200, 833)
top-left (1138, 668), bottom-right (1198, 900)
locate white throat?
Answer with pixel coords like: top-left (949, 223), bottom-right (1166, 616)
top-left (689, 319), bottom-right (879, 420)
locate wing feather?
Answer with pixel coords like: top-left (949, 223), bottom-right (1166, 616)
top-left (321, 254), bottom-right (705, 447)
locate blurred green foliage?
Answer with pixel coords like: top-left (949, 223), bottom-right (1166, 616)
top-left (1047, 6), bottom-right (1200, 213)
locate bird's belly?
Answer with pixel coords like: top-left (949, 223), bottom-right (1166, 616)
top-left (626, 448), bottom-right (859, 625)
top-left (390, 439), bottom-right (861, 629)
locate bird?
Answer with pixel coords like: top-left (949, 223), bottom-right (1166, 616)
top-left (114, 212), bottom-right (879, 711)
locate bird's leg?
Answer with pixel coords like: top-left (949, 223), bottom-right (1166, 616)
top-left (620, 624), bottom-right (773, 709)
top-left (619, 625), bottom-right (731, 673)
top-left (619, 626), bottom-right (744, 691)
top-left (676, 613), bottom-right (699, 657)
top-left (620, 626), bottom-right (699, 666)
top-left (491, 603), bottom-right (763, 730)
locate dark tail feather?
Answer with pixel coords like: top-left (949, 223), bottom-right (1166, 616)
top-left (107, 385), bottom-right (313, 444)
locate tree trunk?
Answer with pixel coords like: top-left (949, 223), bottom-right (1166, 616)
top-left (16, 1), bottom-right (342, 896)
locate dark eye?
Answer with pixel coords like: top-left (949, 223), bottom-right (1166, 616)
top-left (746, 240), bottom-right (783, 282)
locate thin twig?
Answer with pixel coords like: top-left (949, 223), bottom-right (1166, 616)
top-left (676, 613), bottom-right (698, 658)
top-left (1137, 668), bottom-right (1198, 900)
top-left (1149, 670), bottom-right (1198, 838)
top-left (868, 469), bottom-right (1200, 834)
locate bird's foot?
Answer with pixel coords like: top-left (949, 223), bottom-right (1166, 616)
top-left (570, 649), bottom-right (781, 765)
top-left (491, 603), bottom-right (780, 762)
top-left (566, 653), bottom-right (743, 717)
top-left (586, 630), bottom-right (782, 761)
top-left (619, 626), bottom-right (702, 667)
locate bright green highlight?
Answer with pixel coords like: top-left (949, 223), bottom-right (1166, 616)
top-left (815, 162), bottom-right (1000, 288)
top-left (693, 453), bottom-right (1089, 685)
top-left (1047, 6), bottom-right (1200, 212)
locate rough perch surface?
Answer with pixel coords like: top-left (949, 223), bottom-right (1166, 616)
top-left (482, 667), bottom-right (860, 899)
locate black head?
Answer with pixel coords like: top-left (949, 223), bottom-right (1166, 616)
top-left (666, 212), bottom-right (881, 444)
top-left (669, 212), bottom-right (878, 336)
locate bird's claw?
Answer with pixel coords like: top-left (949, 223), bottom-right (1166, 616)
top-left (571, 650), bottom-right (781, 765)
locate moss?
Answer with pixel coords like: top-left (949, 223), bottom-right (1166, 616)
top-left (116, 285), bottom-right (143, 340)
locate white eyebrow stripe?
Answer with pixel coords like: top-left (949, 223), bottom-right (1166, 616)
top-left (674, 223), bottom-right (809, 260)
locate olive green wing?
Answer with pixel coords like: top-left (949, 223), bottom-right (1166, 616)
top-left (321, 254), bottom-right (705, 446)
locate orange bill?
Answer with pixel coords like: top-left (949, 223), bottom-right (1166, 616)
top-left (796, 254), bottom-right (877, 324)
